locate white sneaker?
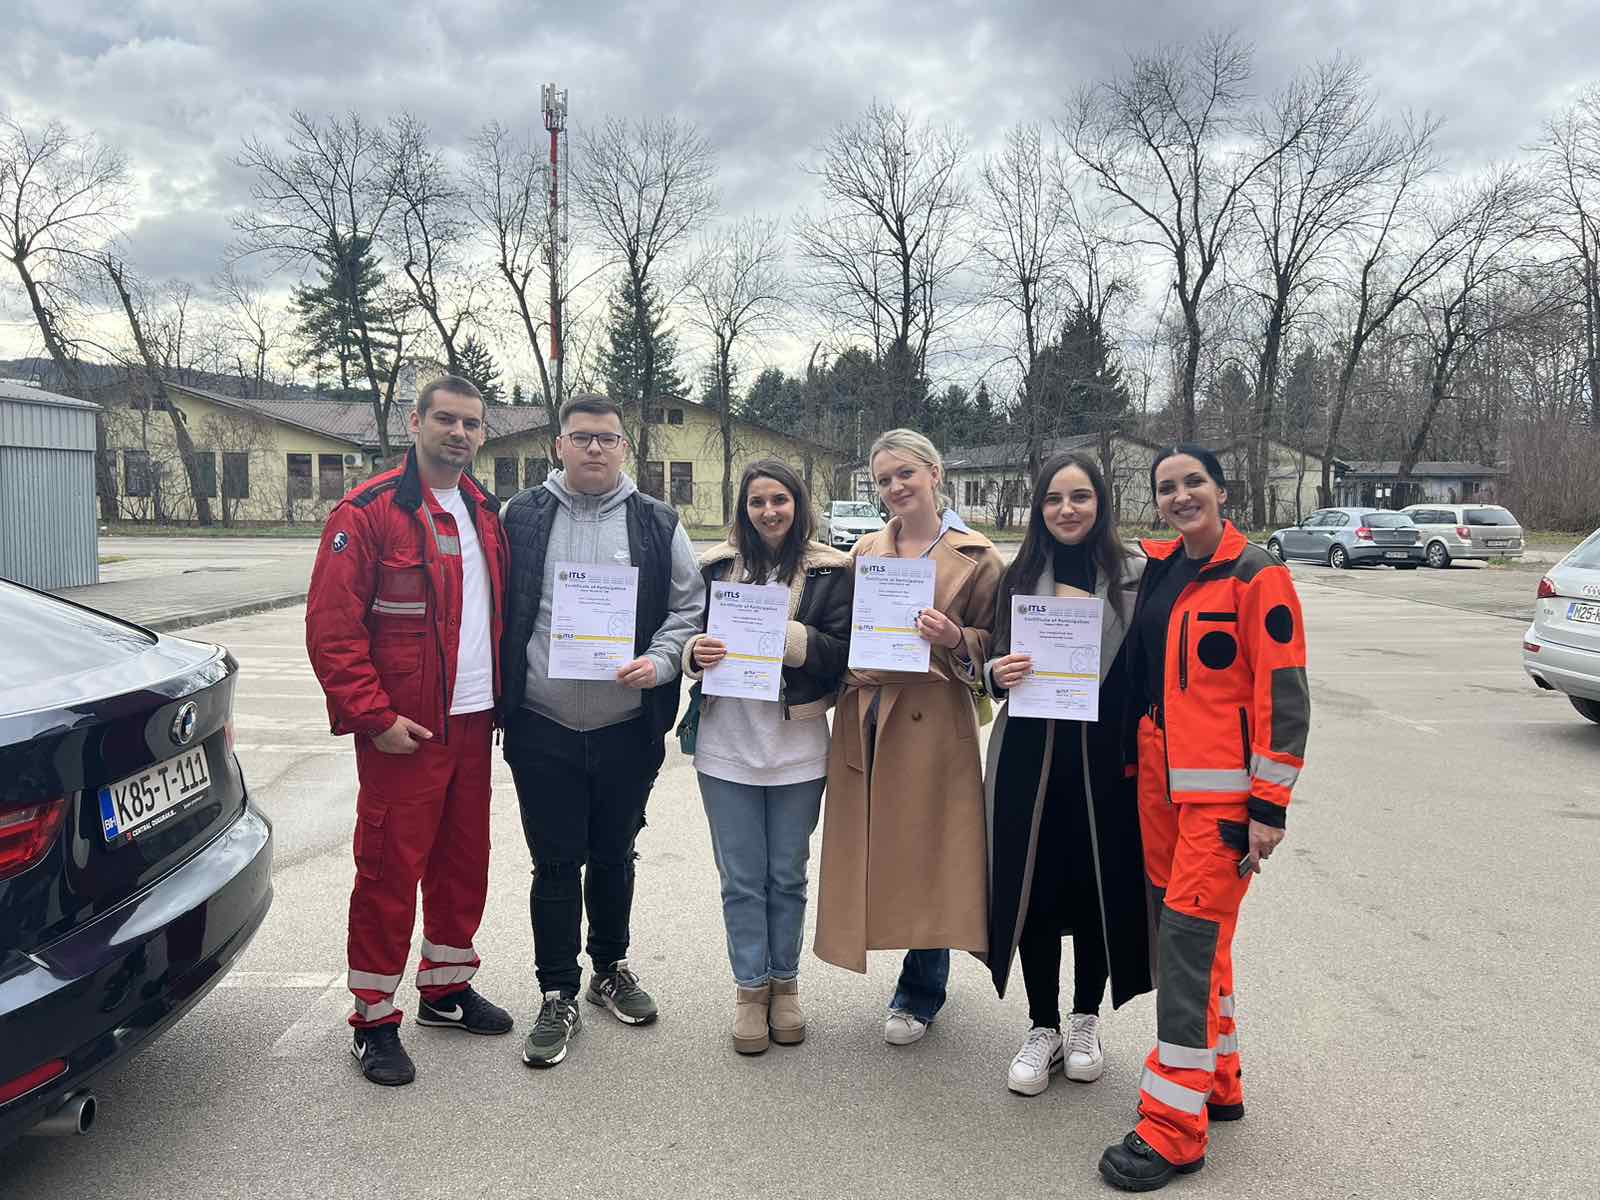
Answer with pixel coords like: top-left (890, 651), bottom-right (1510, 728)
top-left (884, 1009), bottom-right (929, 1045)
top-left (1007, 1026), bottom-right (1064, 1096)
top-left (1064, 1012), bottom-right (1104, 1082)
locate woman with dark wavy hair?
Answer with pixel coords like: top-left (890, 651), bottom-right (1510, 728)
top-left (983, 450), bottom-right (1151, 1097)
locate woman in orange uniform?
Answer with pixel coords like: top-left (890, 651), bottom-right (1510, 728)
top-left (1098, 446), bottom-right (1310, 1192)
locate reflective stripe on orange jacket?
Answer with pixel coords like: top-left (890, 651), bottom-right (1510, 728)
top-left (1137, 522), bottom-right (1309, 827)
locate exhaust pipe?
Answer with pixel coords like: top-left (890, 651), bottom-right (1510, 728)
top-left (27, 1091), bottom-right (96, 1137)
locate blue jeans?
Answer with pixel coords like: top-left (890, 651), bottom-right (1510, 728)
top-left (698, 773), bottom-right (825, 988)
top-left (889, 949), bottom-right (949, 1023)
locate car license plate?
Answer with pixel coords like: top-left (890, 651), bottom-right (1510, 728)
top-left (1486, 538), bottom-right (1512, 548)
top-left (98, 747), bottom-right (211, 843)
top-left (1384, 551), bottom-right (1408, 559)
top-left (1569, 601), bottom-right (1600, 626)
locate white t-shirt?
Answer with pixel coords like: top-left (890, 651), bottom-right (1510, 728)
top-left (432, 486), bottom-right (494, 715)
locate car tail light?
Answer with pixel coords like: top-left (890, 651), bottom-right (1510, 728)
top-left (1523, 639), bottom-right (1540, 653)
top-left (1456, 526), bottom-right (1471, 540)
top-left (0, 1059), bottom-right (67, 1106)
top-left (225, 718), bottom-right (236, 754)
top-left (1355, 527), bottom-right (1373, 541)
top-left (0, 796), bottom-right (68, 882)
top-left (1537, 577), bottom-right (1558, 599)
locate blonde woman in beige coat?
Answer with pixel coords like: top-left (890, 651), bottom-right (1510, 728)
top-left (814, 428), bottom-right (1004, 1045)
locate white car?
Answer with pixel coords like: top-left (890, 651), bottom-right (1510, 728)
top-left (1400, 503), bottom-right (1525, 568)
top-left (1522, 528), bottom-right (1600, 724)
top-left (820, 500), bottom-right (885, 549)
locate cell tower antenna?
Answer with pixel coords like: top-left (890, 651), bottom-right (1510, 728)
top-left (542, 83), bottom-right (569, 407)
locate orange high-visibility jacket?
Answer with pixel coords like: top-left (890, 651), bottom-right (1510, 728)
top-left (1138, 522), bottom-right (1310, 826)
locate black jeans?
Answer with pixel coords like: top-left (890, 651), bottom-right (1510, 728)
top-left (1018, 725), bottom-right (1109, 1029)
top-left (504, 708), bottom-right (666, 996)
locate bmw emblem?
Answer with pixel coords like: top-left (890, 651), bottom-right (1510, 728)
top-left (171, 702), bottom-right (199, 746)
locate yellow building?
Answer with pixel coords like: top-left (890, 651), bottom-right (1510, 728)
top-left (95, 383), bottom-right (845, 531)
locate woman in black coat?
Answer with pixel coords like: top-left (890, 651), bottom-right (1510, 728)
top-left (983, 450), bottom-right (1151, 1096)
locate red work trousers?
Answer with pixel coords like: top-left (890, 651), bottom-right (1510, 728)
top-left (347, 708), bottom-right (494, 1029)
top-left (1135, 714), bottom-right (1252, 1165)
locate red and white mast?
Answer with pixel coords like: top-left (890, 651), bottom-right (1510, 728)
top-left (541, 83), bottom-right (569, 407)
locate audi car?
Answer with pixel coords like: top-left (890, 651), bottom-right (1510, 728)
top-left (1523, 529), bottom-right (1600, 725)
top-left (1266, 508), bottom-right (1424, 569)
top-left (0, 580), bottom-right (272, 1145)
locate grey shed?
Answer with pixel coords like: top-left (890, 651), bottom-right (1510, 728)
top-left (0, 380), bottom-right (101, 589)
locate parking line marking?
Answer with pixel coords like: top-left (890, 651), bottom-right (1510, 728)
top-left (1373, 709), bottom-right (1440, 735)
top-left (271, 981), bottom-right (355, 1058)
top-left (234, 744), bottom-right (347, 755)
top-left (220, 971), bottom-right (340, 989)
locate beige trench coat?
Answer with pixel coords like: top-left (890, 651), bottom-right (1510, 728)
top-left (813, 517), bottom-right (1005, 973)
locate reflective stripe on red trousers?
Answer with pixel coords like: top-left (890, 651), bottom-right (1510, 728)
top-left (347, 708), bottom-right (494, 1028)
top-left (1135, 715), bottom-right (1251, 1165)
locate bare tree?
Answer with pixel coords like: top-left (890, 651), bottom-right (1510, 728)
top-left (1532, 86), bottom-right (1600, 426)
top-left (796, 101), bottom-right (970, 432)
top-left (384, 114), bottom-right (478, 373)
top-left (214, 266), bottom-right (285, 396)
top-left (576, 115), bottom-right (716, 482)
top-left (1066, 32), bottom-right (1317, 439)
top-left (1396, 167), bottom-right (1541, 502)
top-left (1239, 56), bottom-right (1402, 525)
top-left (234, 111), bottom-right (400, 455)
top-left (0, 113), bottom-right (129, 515)
top-left (103, 259), bottom-right (215, 524)
top-left (686, 217), bottom-right (787, 521)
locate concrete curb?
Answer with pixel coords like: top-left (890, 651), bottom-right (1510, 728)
top-left (141, 592), bottom-right (309, 634)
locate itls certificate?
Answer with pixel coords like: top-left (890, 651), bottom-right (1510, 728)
top-left (1008, 596), bottom-right (1103, 721)
top-left (703, 581), bottom-right (789, 702)
top-left (847, 555), bottom-right (937, 673)
top-left (548, 562), bottom-right (639, 680)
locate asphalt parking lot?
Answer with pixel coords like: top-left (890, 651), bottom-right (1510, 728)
top-left (6, 555), bottom-right (1597, 1199)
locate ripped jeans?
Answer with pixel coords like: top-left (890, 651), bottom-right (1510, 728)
top-left (505, 708), bottom-right (666, 997)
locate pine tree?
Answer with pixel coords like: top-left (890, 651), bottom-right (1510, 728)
top-left (739, 367), bottom-right (805, 435)
top-left (290, 235), bottom-right (388, 395)
top-left (457, 334), bottom-right (504, 403)
top-left (598, 277), bottom-right (685, 405)
top-left (1034, 304), bottom-right (1130, 438)
top-left (511, 381), bottom-right (525, 405)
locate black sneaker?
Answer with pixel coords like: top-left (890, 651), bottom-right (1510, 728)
top-left (1098, 1131), bottom-right (1204, 1192)
top-left (586, 959), bottom-right (658, 1025)
top-left (416, 986), bottom-right (514, 1035)
top-left (522, 991), bottom-right (582, 1068)
top-left (351, 1024), bottom-right (416, 1087)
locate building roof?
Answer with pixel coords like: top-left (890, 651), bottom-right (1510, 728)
top-left (0, 379), bottom-right (101, 411)
top-left (1339, 461), bottom-right (1506, 479)
top-left (942, 433), bottom-right (1107, 471)
top-left (168, 383), bottom-right (551, 450)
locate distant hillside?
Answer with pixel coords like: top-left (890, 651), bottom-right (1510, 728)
top-left (0, 357), bottom-right (328, 402)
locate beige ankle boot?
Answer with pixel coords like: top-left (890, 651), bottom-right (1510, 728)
top-left (734, 984), bottom-right (770, 1055)
top-left (768, 976), bottom-right (805, 1045)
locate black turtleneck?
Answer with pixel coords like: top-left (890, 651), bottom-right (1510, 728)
top-left (1052, 539), bottom-right (1096, 594)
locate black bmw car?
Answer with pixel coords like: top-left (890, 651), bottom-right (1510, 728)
top-left (0, 580), bottom-right (272, 1144)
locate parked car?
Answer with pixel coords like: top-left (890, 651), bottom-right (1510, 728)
top-left (1266, 508), bottom-right (1424, 569)
top-left (1400, 503), bottom-right (1525, 568)
top-left (1522, 529), bottom-right (1600, 724)
top-left (819, 499), bottom-right (885, 549)
top-left (0, 581), bottom-right (272, 1145)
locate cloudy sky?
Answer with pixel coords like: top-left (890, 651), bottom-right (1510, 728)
top-left (2, 0), bottom-right (1595, 377)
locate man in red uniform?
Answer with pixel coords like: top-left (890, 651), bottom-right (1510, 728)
top-left (307, 375), bottom-right (513, 1086)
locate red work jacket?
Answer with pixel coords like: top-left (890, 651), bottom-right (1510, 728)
top-left (306, 448), bottom-right (508, 743)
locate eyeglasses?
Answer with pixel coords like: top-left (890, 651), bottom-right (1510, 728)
top-left (562, 431), bottom-right (623, 450)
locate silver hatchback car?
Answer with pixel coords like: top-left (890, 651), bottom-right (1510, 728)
top-left (1267, 508), bottom-right (1424, 569)
top-left (1522, 528), bottom-right (1600, 724)
top-left (1400, 503), bottom-right (1525, 568)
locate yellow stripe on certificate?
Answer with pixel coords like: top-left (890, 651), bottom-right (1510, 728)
top-left (725, 652), bottom-right (781, 663)
top-left (1033, 671), bottom-right (1097, 680)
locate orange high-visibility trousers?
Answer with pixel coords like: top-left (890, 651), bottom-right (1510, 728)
top-left (1135, 714), bottom-right (1251, 1165)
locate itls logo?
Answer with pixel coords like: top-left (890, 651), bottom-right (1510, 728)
top-left (859, 563), bottom-right (887, 577)
top-left (1018, 603), bottom-right (1047, 616)
top-left (559, 570), bottom-right (588, 582)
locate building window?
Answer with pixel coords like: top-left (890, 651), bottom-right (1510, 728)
top-left (287, 453), bottom-right (313, 500)
top-left (318, 454), bottom-right (345, 501)
top-left (667, 408), bottom-right (684, 426)
top-left (494, 456), bottom-right (519, 497)
top-left (223, 452), bottom-right (250, 499)
top-left (125, 449), bottom-right (154, 498)
top-left (645, 409), bottom-right (664, 424)
top-left (97, 447), bottom-right (118, 498)
top-left (641, 461), bottom-right (665, 500)
top-left (669, 461), bottom-right (693, 506)
top-left (193, 451), bottom-right (218, 499)
top-left (524, 457), bottom-right (549, 487)
top-left (964, 480), bottom-right (980, 506)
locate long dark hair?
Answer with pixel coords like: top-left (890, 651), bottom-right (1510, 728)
top-left (1149, 444), bottom-right (1227, 495)
top-left (996, 451), bottom-right (1128, 647)
top-left (730, 459), bottom-right (814, 584)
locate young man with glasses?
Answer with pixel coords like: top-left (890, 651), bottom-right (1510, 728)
top-left (498, 394), bottom-right (705, 1068)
